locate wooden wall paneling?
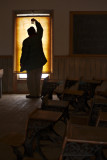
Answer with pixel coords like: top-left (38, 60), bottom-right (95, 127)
top-left (53, 57), bottom-right (59, 80)
top-left (65, 57), bottom-right (71, 79)
top-left (68, 57), bottom-right (71, 79)
top-left (1, 55), bottom-right (107, 93)
top-left (88, 57), bottom-right (93, 79)
top-left (13, 73), bottom-right (17, 93)
top-left (0, 56), bottom-right (13, 93)
top-left (100, 58), bottom-right (107, 80)
top-left (83, 58), bottom-right (89, 80)
top-left (90, 58), bottom-right (96, 79)
top-left (7, 58), bottom-right (13, 93)
top-left (95, 58), bottom-right (102, 79)
top-left (98, 58), bottom-right (103, 79)
top-left (69, 57), bottom-right (75, 79)
top-left (78, 58), bottom-right (86, 80)
top-left (62, 57), bottom-right (68, 80)
top-left (62, 57), bottom-right (66, 79)
top-left (104, 62), bottom-right (107, 80)
top-left (89, 58), bottom-right (96, 80)
top-left (58, 57), bottom-right (65, 80)
top-left (74, 57), bottom-right (81, 80)
top-left (86, 58), bottom-right (91, 79)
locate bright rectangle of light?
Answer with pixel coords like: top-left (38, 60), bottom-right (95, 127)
top-left (19, 74), bottom-right (49, 79)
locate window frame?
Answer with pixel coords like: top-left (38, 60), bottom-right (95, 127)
top-left (13, 10), bottom-right (53, 77)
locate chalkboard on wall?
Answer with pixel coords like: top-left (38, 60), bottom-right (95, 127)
top-left (70, 11), bottom-right (107, 56)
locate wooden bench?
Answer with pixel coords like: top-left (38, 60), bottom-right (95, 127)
top-left (28, 109), bottom-right (64, 160)
top-left (78, 79), bottom-right (102, 99)
top-left (54, 79), bottom-right (78, 100)
top-left (62, 89), bottom-right (91, 112)
top-left (59, 121), bottom-right (107, 160)
top-left (42, 94), bottom-right (70, 122)
top-left (30, 109), bottom-right (62, 122)
top-left (0, 109), bottom-right (64, 160)
top-left (41, 77), bottom-right (60, 99)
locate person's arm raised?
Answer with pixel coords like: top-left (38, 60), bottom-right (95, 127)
top-left (31, 18), bottom-right (43, 39)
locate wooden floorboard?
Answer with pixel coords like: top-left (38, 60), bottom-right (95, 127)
top-left (0, 94), bottom-right (42, 138)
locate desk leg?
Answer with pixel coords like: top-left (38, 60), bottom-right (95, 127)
top-left (101, 149), bottom-right (107, 160)
top-left (24, 132), bottom-right (35, 157)
top-left (12, 146), bottom-right (23, 160)
top-left (24, 126), bottom-right (48, 160)
top-left (35, 133), bottom-right (48, 160)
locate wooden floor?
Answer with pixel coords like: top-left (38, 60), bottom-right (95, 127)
top-left (0, 94), bottom-right (107, 160)
top-left (0, 94), bottom-right (42, 138)
top-left (0, 94), bottom-right (64, 160)
top-left (0, 94), bottom-right (42, 160)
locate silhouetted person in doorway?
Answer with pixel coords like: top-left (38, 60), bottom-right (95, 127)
top-left (20, 18), bottom-right (47, 98)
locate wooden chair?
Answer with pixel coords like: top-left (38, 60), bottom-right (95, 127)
top-left (78, 79), bottom-right (102, 99)
top-left (28, 109), bottom-right (64, 160)
top-left (41, 77), bottom-right (60, 99)
top-left (41, 94), bottom-right (70, 123)
top-left (54, 78), bottom-right (78, 100)
top-left (59, 121), bottom-right (107, 160)
top-left (67, 98), bottom-right (94, 128)
top-left (54, 79), bottom-right (91, 113)
top-left (0, 109), bottom-right (63, 160)
top-left (62, 88), bottom-right (91, 113)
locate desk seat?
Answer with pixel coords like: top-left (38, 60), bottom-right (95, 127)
top-left (59, 122), bottom-right (107, 160)
top-left (28, 109), bottom-right (63, 160)
top-left (63, 89), bottom-right (84, 96)
top-left (66, 124), bottom-right (107, 144)
top-left (42, 95), bottom-right (69, 122)
top-left (30, 109), bottom-right (62, 122)
top-left (62, 89), bottom-right (90, 112)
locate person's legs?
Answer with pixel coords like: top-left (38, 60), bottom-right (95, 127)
top-left (27, 67), bottom-right (42, 97)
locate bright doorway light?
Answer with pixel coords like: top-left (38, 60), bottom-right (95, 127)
top-left (18, 74), bottom-right (49, 79)
top-left (41, 74), bottom-right (49, 79)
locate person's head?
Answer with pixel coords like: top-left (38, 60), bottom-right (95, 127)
top-left (27, 27), bottom-right (36, 36)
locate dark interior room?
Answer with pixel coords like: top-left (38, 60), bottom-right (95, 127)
top-left (0, 0), bottom-right (107, 159)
